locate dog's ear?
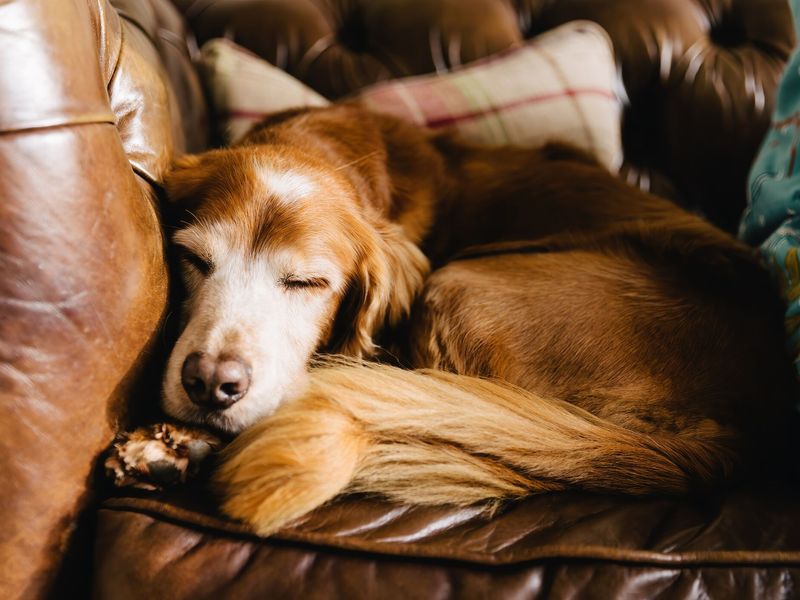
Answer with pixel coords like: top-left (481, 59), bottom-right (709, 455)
top-left (162, 153), bottom-right (210, 213)
top-left (326, 221), bottom-right (430, 358)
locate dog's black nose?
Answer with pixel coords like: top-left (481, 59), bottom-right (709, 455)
top-left (181, 352), bottom-right (251, 409)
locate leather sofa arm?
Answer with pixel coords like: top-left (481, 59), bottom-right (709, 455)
top-left (0, 0), bottom-right (204, 596)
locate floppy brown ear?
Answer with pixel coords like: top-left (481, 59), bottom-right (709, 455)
top-left (162, 153), bottom-right (209, 209)
top-left (326, 221), bottom-right (430, 358)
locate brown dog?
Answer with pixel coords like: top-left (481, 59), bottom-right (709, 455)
top-left (107, 103), bottom-right (793, 535)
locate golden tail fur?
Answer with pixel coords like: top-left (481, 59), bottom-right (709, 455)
top-left (216, 358), bottom-right (736, 536)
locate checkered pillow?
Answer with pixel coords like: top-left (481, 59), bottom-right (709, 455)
top-left (201, 21), bottom-right (622, 170)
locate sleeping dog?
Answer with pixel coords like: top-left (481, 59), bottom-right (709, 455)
top-left (107, 103), bottom-right (793, 535)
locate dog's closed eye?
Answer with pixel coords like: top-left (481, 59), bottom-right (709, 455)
top-left (181, 250), bottom-right (214, 277)
top-left (281, 275), bottom-right (329, 291)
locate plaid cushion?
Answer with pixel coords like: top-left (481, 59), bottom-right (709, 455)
top-left (200, 21), bottom-right (622, 170)
top-left (359, 22), bottom-right (622, 170)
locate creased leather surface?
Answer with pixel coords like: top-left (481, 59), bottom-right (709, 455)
top-left (0, 0), bottom-right (207, 596)
top-left (171, 0), bottom-right (794, 230)
top-left (94, 484), bottom-right (800, 598)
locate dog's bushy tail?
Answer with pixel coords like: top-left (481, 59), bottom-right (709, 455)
top-left (216, 359), bottom-right (736, 535)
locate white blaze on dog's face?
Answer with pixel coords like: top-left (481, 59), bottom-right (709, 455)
top-left (161, 153), bottom-right (378, 433)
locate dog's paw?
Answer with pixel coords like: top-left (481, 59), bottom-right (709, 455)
top-left (105, 423), bottom-right (221, 491)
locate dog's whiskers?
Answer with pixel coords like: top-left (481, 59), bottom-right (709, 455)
top-left (334, 151), bottom-right (380, 171)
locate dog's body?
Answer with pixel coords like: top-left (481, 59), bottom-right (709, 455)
top-left (113, 103), bottom-right (793, 535)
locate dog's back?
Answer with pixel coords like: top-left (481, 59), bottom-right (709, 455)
top-left (399, 136), bottom-right (793, 467)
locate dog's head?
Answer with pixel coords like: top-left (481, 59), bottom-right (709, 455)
top-left (161, 146), bottom-right (428, 433)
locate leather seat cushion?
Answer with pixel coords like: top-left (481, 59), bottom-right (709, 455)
top-left (93, 484), bottom-right (800, 598)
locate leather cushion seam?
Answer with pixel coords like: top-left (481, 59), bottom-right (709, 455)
top-left (99, 499), bottom-right (800, 568)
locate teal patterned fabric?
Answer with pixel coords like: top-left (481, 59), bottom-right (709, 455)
top-left (740, 0), bottom-right (800, 376)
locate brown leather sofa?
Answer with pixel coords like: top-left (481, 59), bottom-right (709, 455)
top-left (1, 0), bottom-right (798, 598)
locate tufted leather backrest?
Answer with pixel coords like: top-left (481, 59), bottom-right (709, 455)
top-left (0, 0), bottom-right (206, 597)
top-left (172, 0), bottom-right (794, 231)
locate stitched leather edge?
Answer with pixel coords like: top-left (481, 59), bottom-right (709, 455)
top-left (0, 114), bottom-right (116, 136)
top-left (100, 498), bottom-right (800, 568)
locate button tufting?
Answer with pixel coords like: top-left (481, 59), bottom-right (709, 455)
top-left (709, 18), bottom-right (748, 48)
top-left (335, 5), bottom-right (371, 54)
